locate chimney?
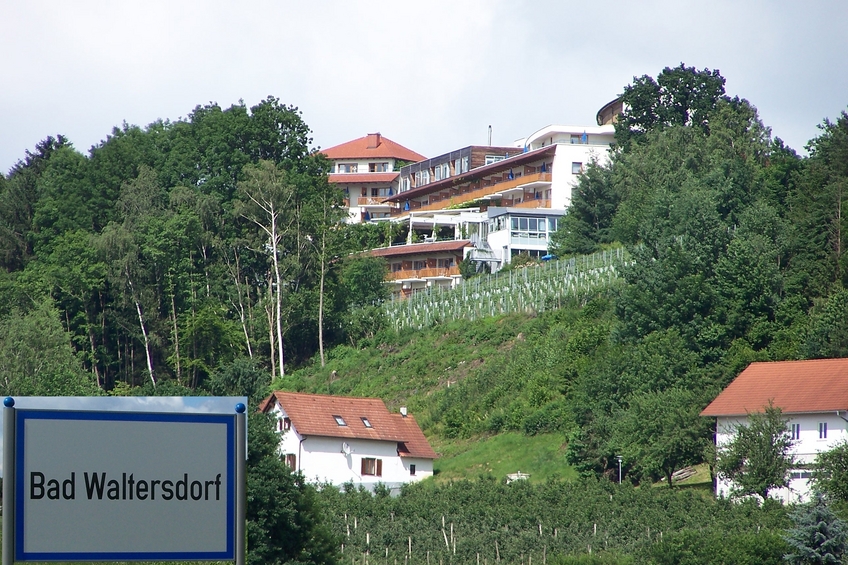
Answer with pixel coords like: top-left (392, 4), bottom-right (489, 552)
top-left (400, 406), bottom-right (408, 418)
top-left (367, 133), bottom-right (381, 149)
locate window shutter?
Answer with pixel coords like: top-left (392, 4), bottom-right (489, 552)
top-left (376, 459), bottom-right (383, 477)
top-left (361, 458), bottom-right (367, 475)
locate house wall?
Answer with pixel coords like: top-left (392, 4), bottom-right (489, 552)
top-left (715, 413), bottom-right (848, 504)
top-left (332, 158), bottom-right (397, 173)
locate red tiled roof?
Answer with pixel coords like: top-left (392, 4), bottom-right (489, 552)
top-left (322, 134), bottom-right (426, 162)
top-left (700, 358), bottom-right (848, 416)
top-left (259, 392), bottom-right (437, 459)
top-left (328, 172), bottom-right (399, 184)
top-left (370, 240), bottom-right (471, 258)
top-left (392, 414), bottom-right (437, 459)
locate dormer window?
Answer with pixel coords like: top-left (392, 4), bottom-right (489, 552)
top-left (333, 415), bottom-right (347, 426)
top-left (361, 417), bottom-right (372, 428)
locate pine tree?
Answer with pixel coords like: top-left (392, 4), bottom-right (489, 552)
top-left (784, 495), bottom-right (848, 565)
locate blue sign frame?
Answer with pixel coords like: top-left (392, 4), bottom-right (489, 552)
top-left (14, 410), bottom-right (235, 562)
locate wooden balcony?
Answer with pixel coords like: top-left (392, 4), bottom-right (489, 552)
top-left (391, 172), bottom-right (552, 215)
top-left (512, 198), bottom-right (552, 209)
top-left (386, 266), bottom-right (460, 281)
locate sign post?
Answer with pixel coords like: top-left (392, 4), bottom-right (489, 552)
top-left (2, 397), bottom-right (245, 564)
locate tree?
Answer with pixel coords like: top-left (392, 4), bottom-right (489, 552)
top-left (784, 495), bottom-right (848, 565)
top-left (716, 403), bottom-right (795, 501)
top-left (615, 63), bottom-right (727, 150)
top-left (236, 160), bottom-right (298, 379)
top-left (246, 413), bottom-right (338, 565)
top-left (612, 388), bottom-right (710, 487)
top-left (812, 441), bottom-right (848, 504)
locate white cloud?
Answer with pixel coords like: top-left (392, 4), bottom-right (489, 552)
top-left (2, 0), bottom-right (847, 173)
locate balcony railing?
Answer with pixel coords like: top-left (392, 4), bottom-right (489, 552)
top-left (511, 198), bottom-right (552, 209)
top-left (386, 266), bottom-right (460, 281)
top-left (391, 172), bottom-right (552, 215)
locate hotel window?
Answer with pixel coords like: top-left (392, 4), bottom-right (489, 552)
top-left (820, 422), bottom-right (828, 439)
top-left (437, 258), bottom-right (454, 268)
top-left (485, 155), bottom-right (506, 166)
top-left (434, 165), bottom-right (443, 181)
top-left (338, 163), bottom-right (358, 173)
top-left (412, 260), bottom-right (426, 270)
top-left (415, 170), bottom-right (430, 187)
top-left (361, 457), bottom-right (382, 476)
top-left (369, 162), bottom-right (389, 172)
top-left (372, 187), bottom-right (380, 197)
top-left (572, 162), bottom-right (583, 174)
top-left (391, 262), bottom-right (402, 272)
top-left (790, 423), bottom-right (800, 440)
top-left (333, 415), bottom-right (347, 426)
top-left (461, 157), bottom-right (469, 173)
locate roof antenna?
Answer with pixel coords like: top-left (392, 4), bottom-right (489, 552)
top-left (488, 125), bottom-right (492, 146)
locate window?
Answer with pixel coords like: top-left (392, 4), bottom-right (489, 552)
top-left (391, 262), bottom-right (402, 272)
top-left (361, 457), bottom-right (382, 476)
top-left (570, 133), bottom-right (588, 144)
top-left (400, 177), bottom-right (410, 192)
top-left (361, 417), bottom-right (372, 428)
top-left (820, 422), bottom-right (828, 439)
top-left (437, 258), bottom-right (454, 268)
top-left (372, 187), bottom-right (380, 197)
top-left (285, 454), bottom-right (296, 469)
top-left (572, 162), bottom-right (583, 174)
top-left (410, 464), bottom-right (416, 476)
top-left (333, 415), bottom-right (347, 426)
top-left (415, 170), bottom-right (430, 187)
top-left (485, 155), bottom-right (506, 166)
top-left (790, 423), bottom-right (800, 440)
top-left (461, 157), bottom-right (469, 173)
top-left (369, 162), bottom-right (388, 172)
top-left (412, 260), bottom-right (426, 270)
top-left (790, 471), bottom-right (813, 480)
top-left (338, 163), bottom-right (358, 173)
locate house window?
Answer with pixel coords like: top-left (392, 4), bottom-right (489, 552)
top-left (338, 163), bottom-right (358, 173)
top-left (361, 417), bottom-right (372, 428)
top-left (361, 457), bottom-right (382, 476)
top-left (410, 464), bottom-right (416, 476)
top-left (333, 415), bottom-right (347, 426)
top-left (790, 423), bottom-right (800, 440)
top-left (820, 422), bottom-right (828, 439)
top-left (369, 162), bottom-right (388, 172)
top-left (285, 454), bottom-right (296, 469)
top-left (572, 162), bottom-right (583, 174)
top-left (278, 417), bottom-right (291, 431)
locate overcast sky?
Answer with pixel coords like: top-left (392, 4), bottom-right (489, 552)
top-left (2, 1), bottom-right (847, 175)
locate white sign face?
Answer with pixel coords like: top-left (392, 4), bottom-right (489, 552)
top-left (15, 410), bottom-right (235, 561)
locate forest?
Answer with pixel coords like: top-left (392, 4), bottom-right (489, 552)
top-left (3, 64), bottom-right (848, 564)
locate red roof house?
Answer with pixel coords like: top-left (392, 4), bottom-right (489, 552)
top-left (260, 391), bottom-right (435, 490)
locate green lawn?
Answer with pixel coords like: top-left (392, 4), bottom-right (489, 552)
top-left (432, 432), bottom-right (577, 483)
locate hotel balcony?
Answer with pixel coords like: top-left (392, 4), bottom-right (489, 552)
top-left (391, 172), bottom-right (552, 216)
top-left (386, 266), bottom-right (461, 282)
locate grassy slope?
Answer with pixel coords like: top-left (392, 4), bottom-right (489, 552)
top-left (282, 305), bottom-right (602, 482)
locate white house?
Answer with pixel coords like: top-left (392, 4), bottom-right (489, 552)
top-left (322, 133), bottom-right (426, 223)
top-left (701, 358), bottom-right (848, 503)
top-left (259, 391), bottom-right (436, 491)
